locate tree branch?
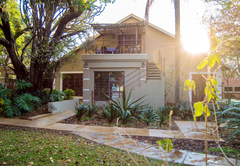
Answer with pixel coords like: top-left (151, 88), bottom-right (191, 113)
top-left (14, 27), bottom-right (33, 40)
top-left (60, 30), bottom-right (85, 40)
top-left (0, 37), bottom-right (10, 47)
top-left (21, 37), bottom-right (33, 62)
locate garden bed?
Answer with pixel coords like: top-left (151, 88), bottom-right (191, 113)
top-left (59, 113), bottom-right (179, 130)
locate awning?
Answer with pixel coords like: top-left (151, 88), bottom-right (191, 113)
top-left (90, 22), bottom-right (146, 35)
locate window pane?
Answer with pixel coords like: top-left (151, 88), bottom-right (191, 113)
top-left (94, 71), bottom-right (124, 101)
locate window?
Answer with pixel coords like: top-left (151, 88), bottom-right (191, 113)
top-left (62, 74), bottom-right (83, 96)
top-left (94, 71), bottom-right (124, 101)
top-left (235, 87), bottom-right (240, 92)
top-left (224, 87), bottom-right (233, 91)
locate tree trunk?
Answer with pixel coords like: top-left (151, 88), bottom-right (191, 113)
top-left (174, 0), bottom-right (180, 104)
top-left (226, 80), bottom-right (231, 104)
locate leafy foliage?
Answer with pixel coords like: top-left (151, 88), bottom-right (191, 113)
top-left (104, 88), bottom-right (146, 124)
top-left (88, 103), bottom-right (98, 118)
top-left (75, 103), bottom-right (89, 121)
top-left (140, 107), bottom-right (157, 126)
top-left (103, 102), bottom-right (119, 124)
top-left (32, 90), bottom-right (50, 104)
top-left (156, 139), bottom-right (173, 152)
top-left (63, 89), bottom-right (75, 100)
top-left (3, 80), bottom-right (41, 118)
top-left (218, 102), bottom-right (240, 139)
top-left (44, 89), bottom-right (66, 102)
top-left (156, 106), bottom-right (171, 128)
top-left (173, 102), bottom-right (192, 120)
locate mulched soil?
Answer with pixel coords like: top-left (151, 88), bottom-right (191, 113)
top-left (60, 113), bottom-right (179, 130)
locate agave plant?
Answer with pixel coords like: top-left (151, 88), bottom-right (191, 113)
top-left (104, 102), bottom-right (119, 124)
top-left (75, 103), bottom-right (89, 121)
top-left (105, 88), bottom-right (146, 124)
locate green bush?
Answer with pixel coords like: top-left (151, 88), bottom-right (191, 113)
top-left (75, 103), bottom-right (88, 121)
top-left (63, 89), bottom-right (75, 100)
top-left (44, 89), bottom-right (66, 102)
top-left (218, 102), bottom-right (240, 139)
top-left (140, 107), bottom-right (157, 126)
top-left (156, 106), bottom-right (171, 128)
top-left (104, 102), bottom-right (119, 124)
top-left (32, 90), bottom-right (50, 104)
top-left (88, 103), bottom-right (98, 118)
top-left (104, 88), bottom-right (147, 124)
top-left (173, 102), bottom-right (192, 120)
top-left (3, 80), bottom-right (41, 118)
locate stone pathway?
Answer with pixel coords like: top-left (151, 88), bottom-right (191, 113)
top-left (0, 111), bottom-right (239, 166)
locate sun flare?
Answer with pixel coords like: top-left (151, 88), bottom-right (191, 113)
top-left (182, 30), bottom-right (210, 54)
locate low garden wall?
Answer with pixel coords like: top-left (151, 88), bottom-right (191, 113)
top-left (48, 99), bottom-right (79, 114)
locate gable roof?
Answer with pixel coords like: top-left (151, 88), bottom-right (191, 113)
top-left (116, 14), bottom-right (175, 38)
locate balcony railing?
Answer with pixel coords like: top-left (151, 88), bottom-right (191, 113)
top-left (88, 37), bottom-right (145, 54)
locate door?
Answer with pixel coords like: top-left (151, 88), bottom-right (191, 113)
top-left (62, 74), bottom-right (83, 96)
top-left (192, 74), bottom-right (206, 102)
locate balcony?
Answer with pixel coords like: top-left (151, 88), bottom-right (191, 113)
top-left (85, 22), bottom-right (146, 55)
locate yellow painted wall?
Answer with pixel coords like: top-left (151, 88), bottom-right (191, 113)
top-left (55, 49), bottom-right (84, 91)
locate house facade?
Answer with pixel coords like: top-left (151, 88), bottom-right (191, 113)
top-left (53, 14), bottom-right (223, 107)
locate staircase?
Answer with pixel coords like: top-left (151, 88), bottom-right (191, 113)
top-left (148, 62), bottom-right (162, 80)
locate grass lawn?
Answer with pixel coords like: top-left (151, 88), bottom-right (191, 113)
top-left (0, 125), bottom-right (177, 166)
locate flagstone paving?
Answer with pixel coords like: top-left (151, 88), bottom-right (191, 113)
top-left (0, 111), bottom-right (239, 165)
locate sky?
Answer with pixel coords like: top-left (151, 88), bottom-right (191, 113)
top-left (93, 0), bottom-right (210, 53)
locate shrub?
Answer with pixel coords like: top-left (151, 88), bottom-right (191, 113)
top-left (63, 89), bottom-right (75, 100)
top-left (32, 90), bottom-right (50, 104)
top-left (44, 89), bottom-right (66, 102)
top-left (140, 107), bottom-right (157, 126)
top-left (75, 103), bottom-right (88, 121)
top-left (88, 103), bottom-right (98, 118)
top-left (104, 102), bottom-right (119, 124)
top-left (104, 88), bottom-right (147, 124)
top-left (3, 80), bottom-right (41, 118)
top-left (174, 102), bottom-right (192, 120)
top-left (156, 106), bottom-right (171, 128)
top-left (218, 102), bottom-right (240, 139)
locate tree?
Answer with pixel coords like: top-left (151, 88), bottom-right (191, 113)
top-left (0, 0), bottom-right (113, 93)
top-left (204, 0), bottom-right (240, 75)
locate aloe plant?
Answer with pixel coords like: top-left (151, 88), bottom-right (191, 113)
top-left (105, 88), bottom-right (146, 124)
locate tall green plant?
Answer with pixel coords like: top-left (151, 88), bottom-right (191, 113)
top-left (104, 102), bottom-right (119, 124)
top-left (4, 80), bottom-right (41, 118)
top-left (156, 106), bottom-right (171, 128)
top-left (105, 88), bottom-right (146, 124)
top-left (140, 107), bottom-right (157, 126)
top-left (75, 103), bottom-right (88, 121)
top-left (88, 103), bottom-right (98, 118)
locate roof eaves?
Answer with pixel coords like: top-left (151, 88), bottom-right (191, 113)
top-left (116, 13), bottom-right (175, 38)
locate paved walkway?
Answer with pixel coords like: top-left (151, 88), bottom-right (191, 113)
top-left (0, 110), bottom-right (239, 166)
